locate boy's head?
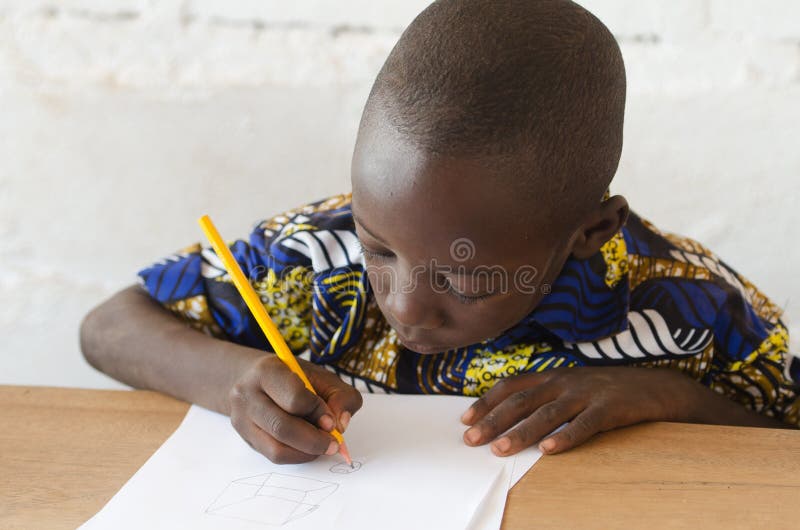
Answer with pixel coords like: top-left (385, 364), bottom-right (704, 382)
top-left (350, 0), bottom-right (630, 354)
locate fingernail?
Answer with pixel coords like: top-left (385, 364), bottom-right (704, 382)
top-left (319, 414), bottom-right (334, 432)
top-left (539, 438), bottom-right (555, 453)
top-left (493, 437), bottom-right (511, 453)
top-left (461, 408), bottom-right (475, 424)
top-left (465, 428), bottom-right (480, 445)
top-left (339, 411), bottom-right (351, 432)
top-left (326, 440), bottom-right (339, 455)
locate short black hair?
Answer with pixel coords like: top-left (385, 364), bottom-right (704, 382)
top-left (360, 0), bottom-right (626, 225)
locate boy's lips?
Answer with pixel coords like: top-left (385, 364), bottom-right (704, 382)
top-left (396, 336), bottom-right (452, 354)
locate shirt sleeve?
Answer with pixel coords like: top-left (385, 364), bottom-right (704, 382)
top-left (704, 267), bottom-right (800, 427)
top-left (136, 211), bottom-right (319, 355)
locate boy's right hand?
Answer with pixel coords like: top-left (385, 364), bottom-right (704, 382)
top-left (228, 355), bottom-right (363, 464)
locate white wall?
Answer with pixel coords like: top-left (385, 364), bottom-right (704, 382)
top-left (1, 1), bottom-right (798, 389)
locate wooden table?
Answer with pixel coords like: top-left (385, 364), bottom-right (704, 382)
top-left (1, 386), bottom-right (799, 529)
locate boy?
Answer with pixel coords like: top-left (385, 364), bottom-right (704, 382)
top-left (81, 0), bottom-right (799, 464)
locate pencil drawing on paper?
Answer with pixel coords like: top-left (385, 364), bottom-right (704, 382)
top-left (205, 472), bottom-right (339, 526)
top-left (329, 460), bottom-right (363, 474)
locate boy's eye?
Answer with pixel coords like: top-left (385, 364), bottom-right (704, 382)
top-left (445, 283), bottom-right (493, 305)
top-left (356, 239), bottom-right (492, 304)
top-left (356, 240), bottom-right (393, 260)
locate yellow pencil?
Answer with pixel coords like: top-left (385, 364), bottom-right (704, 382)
top-left (198, 214), bottom-right (353, 466)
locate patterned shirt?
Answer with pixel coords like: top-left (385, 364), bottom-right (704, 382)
top-left (138, 193), bottom-right (800, 426)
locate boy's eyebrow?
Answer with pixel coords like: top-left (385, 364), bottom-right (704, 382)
top-left (351, 210), bottom-right (389, 245)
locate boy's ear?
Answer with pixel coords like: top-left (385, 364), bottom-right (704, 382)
top-left (569, 195), bottom-right (629, 260)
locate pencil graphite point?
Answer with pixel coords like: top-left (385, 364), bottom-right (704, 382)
top-left (339, 441), bottom-right (353, 467)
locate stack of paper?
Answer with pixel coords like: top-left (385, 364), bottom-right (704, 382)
top-left (80, 394), bottom-right (542, 530)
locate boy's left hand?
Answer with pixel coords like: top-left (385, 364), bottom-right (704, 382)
top-left (460, 366), bottom-right (693, 456)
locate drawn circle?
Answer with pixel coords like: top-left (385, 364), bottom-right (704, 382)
top-left (330, 460), bottom-right (363, 474)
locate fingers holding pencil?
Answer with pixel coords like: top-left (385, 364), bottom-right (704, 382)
top-left (259, 357), bottom-right (339, 432)
top-left (230, 356), bottom-right (342, 464)
top-left (303, 363), bottom-right (364, 433)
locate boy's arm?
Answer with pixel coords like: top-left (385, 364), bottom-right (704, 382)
top-left (80, 284), bottom-right (261, 414)
top-left (80, 284), bottom-right (362, 463)
top-left (677, 372), bottom-right (792, 429)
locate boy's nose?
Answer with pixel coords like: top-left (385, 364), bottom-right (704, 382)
top-left (384, 288), bottom-right (443, 331)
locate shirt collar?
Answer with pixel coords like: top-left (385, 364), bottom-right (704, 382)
top-left (522, 229), bottom-right (631, 344)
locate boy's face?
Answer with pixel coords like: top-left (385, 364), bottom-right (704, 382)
top-left (351, 120), bottom-right (575, 354)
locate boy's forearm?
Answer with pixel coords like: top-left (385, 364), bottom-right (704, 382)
top-left (80, 285), bottom-right (266, 415)
top-left (675, 373), bottom-right (792, 430)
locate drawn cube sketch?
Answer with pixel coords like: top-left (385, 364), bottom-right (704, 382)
top-left (205, 473), bottom-right (338, 526)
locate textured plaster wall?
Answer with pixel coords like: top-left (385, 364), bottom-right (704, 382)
top-left (1, 1), bottom-right (798, 388)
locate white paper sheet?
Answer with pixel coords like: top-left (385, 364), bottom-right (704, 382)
top-left (466, 444), bottom-right (542, 530)
top-left (80, 393), bottom-right (542, 530)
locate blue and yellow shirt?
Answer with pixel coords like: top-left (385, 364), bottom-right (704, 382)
top-left (138, 193), bottom-right (800, 426)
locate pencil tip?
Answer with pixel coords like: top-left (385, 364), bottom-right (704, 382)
top-left (339, 441), bottom-right (353, 467)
